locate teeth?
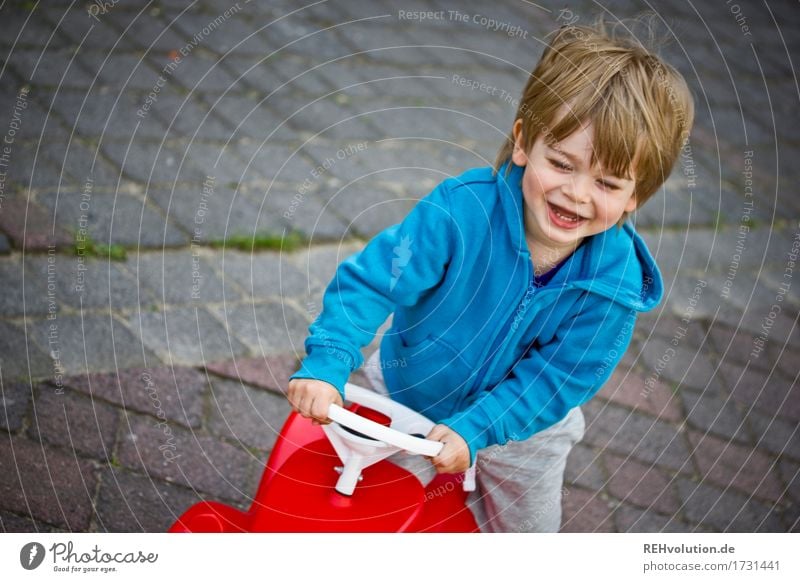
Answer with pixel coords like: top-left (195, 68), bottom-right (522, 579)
top-left (551, 204), bottom-right (581, 222)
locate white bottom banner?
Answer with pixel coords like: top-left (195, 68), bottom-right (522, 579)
top-left (1, 533), bottom-right (797, 581)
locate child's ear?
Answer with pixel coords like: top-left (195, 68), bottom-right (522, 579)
top-left (624, 193), bottom-right (637, 213)
top-left (511, 119), bottom-right (528, 167)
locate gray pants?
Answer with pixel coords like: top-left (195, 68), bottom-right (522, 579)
top-left (363, 350), bottom-right (585, 533)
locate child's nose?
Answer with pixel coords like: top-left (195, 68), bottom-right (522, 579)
top-left (563, 174), bottom-right (592, 204)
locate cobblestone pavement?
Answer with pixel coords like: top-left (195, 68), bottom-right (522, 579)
top-left (0, 0), bottom-right (798, 533)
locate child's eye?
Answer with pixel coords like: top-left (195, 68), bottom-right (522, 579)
top-left (596, 179), bottom-right (619, 191)
top-left (548, 159), bottom-right (572, 171)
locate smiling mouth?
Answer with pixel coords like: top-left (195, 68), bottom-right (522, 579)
top-left (547, 201), bottom-right (586, 224)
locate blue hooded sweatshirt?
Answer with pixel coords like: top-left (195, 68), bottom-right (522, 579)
top-left (290, 161), bottom-right (664, 464)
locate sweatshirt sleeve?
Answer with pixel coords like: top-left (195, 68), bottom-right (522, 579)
top-left (289, 180), bottom-right (454, 398)
top-left (439, 294), bottom-right (638, 464)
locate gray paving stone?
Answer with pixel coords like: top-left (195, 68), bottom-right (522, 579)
top-left (4, 48), bottom-right (97, 89)
top-left (206, 353), bottom-right (299, 395)
top-left (680, 390), bottom-right (751, 443)
top-left (131, 249), bottom-right (232, 305)
top-left (211, 94), bottom-right (297, 144)
top-left (23, 254), bottom-right (148, 311)
top-left (27, 385), bottom-right (119, 460)
top-left (37, 190), bottom-right (189, 247)
top-left (564, 443), bottom-right (608, 492)
top-left (0, 509), bottom-right (64, 533)
top-left (0, 196), bottom-right (73, 251)
top-left (164, 52), bottom-right (239, 93)
top-left (211, 301), bottom-right (310, 355)
top-left (206, 250), bottom-right (313, 299)
top-left (100, 138), bottom-right (199, 185)
top-left (147, 183), bottom-right (285, 243)
top-left (0, 255), bottom-right (50, 316)
top-left (0, 380), bottom-right (31, 432)
top-left (0, 233), bottom-right (10, 254)
top-left (675, 477), bottom-right (787, 532)
top-left (721, 360), bottom-right (799, 423)
top-left (174, 140), bottom-right (254, 187)
top-left (117, 412), bottom-right (259, 503)
top-left (93, 467), bottom-right (203, 533)
top-left (582, 400), bottom-right (693, 473)
top-left (238, 142), bottom-right (319, 185)
top-left (0, 320), bottom-right (53, 381)
top-left (0, 435), bottom-right (97, 531)
top-left (286, 241), bottom-right (364, 292)
top-left (218, 55), bottom-right (298, 96)
top-left (38, 6), bottom-right (136, 51)
top-left (144, 90), bottom-right (235, 142)
top-left (104, 10), bottom-right (190, 52)
top-left (262, 186), bottom-right (350, 241)
top-left (26, 313), bottom-right (157, 377)
top-left (747, 410), bottom-right (800, 460)
top-left (170, 13), bottom-right (274, 56)
top-left (326, 180), bottom-right (415, 238)
top-left (639, 335), bottom-right (723, 392)
top-left (79, 52), bottom-right (164, 92)
top-left (206, 376), bottom-right (292, 451)
top-left (270, 94), bottom-right (381, 140)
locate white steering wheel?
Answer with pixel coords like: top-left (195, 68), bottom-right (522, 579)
top-left (322, 383), bottom-right (474, 495)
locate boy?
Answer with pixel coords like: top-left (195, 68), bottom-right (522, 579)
top-left (287, 22), bottom-right (693, 532)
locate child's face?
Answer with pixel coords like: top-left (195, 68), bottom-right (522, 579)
top-left (511, 117), bottom-right (638, 255)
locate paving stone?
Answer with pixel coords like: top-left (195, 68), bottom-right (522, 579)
top-left (686, 429), bottom-right (785, 503)
top-left (564, 443), bottom-right (607, 492)
top-left (0, 509), bottom-right (64, 533)
top-left (165, 51), bottom-right (239, 93)
top-left (1, 8), bottom-right (70, 49)
top-left (4, 48), bottom-right (97, 89)
top-left (107, 10), bottom-right (191, 52)
top-left (0, 320), bottom-right (53, 382)
top-left (117, 412), bottom-right (259, 503)
top-left (93, 467), bottom-right (203, 533)
top-left (208, 93), bottom-right (293, 143)
top-left (747, 410), bottom-right (800, 460)
top-left (206, 376), bottom-right (293, 450)
top-left (131, 306), bottom-right (248, 365)
top-left (597, 367), bottom-right (683, 423)
top-left (55, 142), bottom-right (127, 191)
top-left (604, 453), bottom-right (681, 515)
top-left (264, 186), bottom-right (350, 241)
top-left (212, 300), bottom-right (311, 355)
top-left (25, 313), bottom-right (156, 377)
top-left (221, 55), bottom-right (306, 96)
top-left (147, 183), bottom-right (280, 242)
top-left (0, 233), bottom-right (10, 253)
top-left (100, 139), bottom-right (202, 186)
top-left (147, 90), bottom-right (236, 142)
top-left (206, 353), bottom-right (299, 395)
top-left (560, 487), bottom-right (615, 532)
top-left (778, 458), bottom-right (800, 505)
top-left (170, 13), bottom-right (274, 56)
top-left (0, 380), bottom-right (31, 432)
top-left (582, 400), bottom-right (693, 473)
top-left (286, 240), bottom-right (364, 292)
top-left (49, 89), bottom-right (167, 141)
top-left (639, 335), bottom-right (723, 392)
top-left (0, 255), bottom-right (50, 317)
top-left (132, 249), bottom-right (232, 305)
top-left (613, 504), bottom-right (697, 533)
top-left (27, 386), bottom-right (119, 460)
top-left (675, 477), bottom-right (787, 532)
top-left (327, 181), bottom-right (415, 239)
top-left (271, 93), bottom-right (381, 140)
top-left (721, 361), bottom-right (799, 422)
top-left (708, 323), bottom-right (777, 371)
top-left (22, 254), bottom-right (148, 311)
top-left (0, 435), bottom-right (97, 531)
top-left (79, 52), bottom-right (164, 92)
top-left (207, 250), bottom-right (313, 299)
top-left (680, 390), bottom-right (751, 443)
top-left (37, 190), bottom-right (189, 247)
top-left (38, 6), bottom-right (136, 51)
top-left (0, 197), bottom-right (73, 251)
top-left (64, 366), bottom-right (207, 429)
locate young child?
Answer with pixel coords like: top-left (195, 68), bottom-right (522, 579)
top-left (287, 21), bottom-right (693, 532)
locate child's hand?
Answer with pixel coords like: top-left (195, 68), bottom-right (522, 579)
top-left (425, 424), bottom-right (470, 474)
top-left (286, 379), bottom-right (343, 425)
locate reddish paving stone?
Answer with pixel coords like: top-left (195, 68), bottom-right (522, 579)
top-left (63, 366), bottom-right (207, 428)
top-left (116, 413), bottom-right (260, 503)
top-left (0, 436), bottom-right (97, 531)
top-left (687, 429), bottom-right (785, 503)
top-left (0, 380), bottom-right (31, 432)
top-left (777, 458), bottom-right (800, 504)
top-left (0, 198), bottom-right (72, 250)
top-left (709, 324), bottom-right (775, 370)
top-left (564, 443), bottom-right (608, 491)
top-left (582, 400), bottom-right (693, 473)
top-left (675, 478), bottom-right (786, 532)
top-left (206, 376), bottom-right (293, 451)
top-left (603, 453), bottom-right (681, 514)
top-left (206, 354), bottom-right (298, 395)
top-left (613, 503), bottom-right (697, 533)
top-left (92, 467), bottom-right (204, 533)
top-left (598, 367), bottom-right (683, 422)
top-left (721, 361), bottom-right (799, 422)
top-left (27, 386), bottom-right (119, 460)
top-left (560, 487), bottom-right (615, 532)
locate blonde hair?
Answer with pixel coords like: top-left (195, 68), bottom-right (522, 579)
top-left (495, 19), bottom-right (694, 226)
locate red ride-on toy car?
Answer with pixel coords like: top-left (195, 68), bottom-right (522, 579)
top-left (169, 383), bottom-right (479, 532)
